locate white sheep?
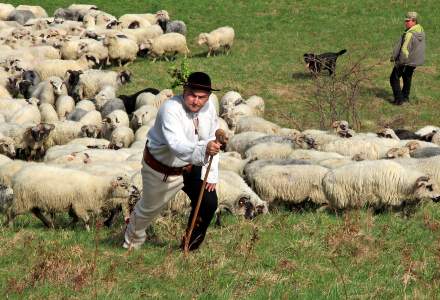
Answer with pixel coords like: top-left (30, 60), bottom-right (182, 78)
top-left (122, 25), bottom-right (163, 46)
top-left (31, 76), bottom-right (67, 106)
top-left (322, 160), bottom-right (440, 209)
top-left (6, 165), bottom-right (134, 230)
top-left (55, 95), bottom-right (76, 121)
top-left (135, 92), bottom-right (156, 109)
top-left (16, 5), bottom-right (48, 18)
top-left (34, 55), bottom-right (97, 80)
top-left (245, 95), bottom-right (264, 117)
top-left (130, 105), bottom-right (158, 131)
top-left (0, 133), bottom-right (15, 158)
top-left (197, 26), bottom-right (235, 57)
top-left (218, 151), bottom-right (249, 175)
top-left (109, 126), bottom-right (134, 148)
top-left (226, 131), bottom-right (267, 156)
top-left (0, 4), bottom-right (15, 21)
top-left (141, 32), bottom-right (189, 62)
top-left (251, 164), bottom-right (329, 206)
top-left (101, 109), bottom-right (129, 140)
top-left (67, 137), bottom-right (109, 149)
top-left (75, 99), bottom-right (95, 111)
top-left (94, 85), bottom-right (116, 109)
top-left (103, 33), bottom-right (138, 67)
top-left (44, 120), bottom-right (89, 148)
top-left (415, 126), bottom-right (440, 137)
top-left (235, 116), bottom-right (281, 135)
top-left (134, 125), bottom-right (150, 142)
top-left (6, 101), bottom-right (41, 125)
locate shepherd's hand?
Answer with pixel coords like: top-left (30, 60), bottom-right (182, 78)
top-left (206, 141), bottom-right (221, 156)
top-left (205, 183), bottom-right (216, 192)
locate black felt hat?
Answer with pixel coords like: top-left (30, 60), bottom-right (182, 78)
top-left (183, 72), bottom-right (220, 92)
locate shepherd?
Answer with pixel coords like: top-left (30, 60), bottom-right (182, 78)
top-left (123, 71), bottom-right (223, 251)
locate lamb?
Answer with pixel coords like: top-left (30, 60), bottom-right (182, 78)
top-left (0, 154), bottom-right (11, 166)
top-left (103, 33), bottom-right (138, 67)
top-left (141, 32), bottom-right (189, 62)
top-left (251, 164), bottom-right (329, 206)
top-left (109, 126), bottom-right (134, 149)
top-left (130, 105), bottom-right (158, 131)
top-left (55, 95), bottom-right (76, 120)
top-left (234, 116), bottom-right (281, 135)
top-left (31, 76), bottom-right (67, 106)
top-left (197, 26), bottom-right (235, 57)
top-left (34, 55), bottom-right (97, 80)
top-left (322, 160), bottom-right (440, 210)
top-left (6, 165), bottom-right (135, 230)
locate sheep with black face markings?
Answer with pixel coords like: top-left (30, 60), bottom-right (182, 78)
top-left (323, 160), bottom-right (440, 210)
top-left (103, 33), bottom-right (138, 67)
top-left (5, 165), bottom-right (136, 230)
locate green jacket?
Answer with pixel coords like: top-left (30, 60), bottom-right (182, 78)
top-left (392, 24), bottom-right (425, 66)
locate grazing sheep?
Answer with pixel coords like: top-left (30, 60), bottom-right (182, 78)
top-left (141, 32), bottom-right (189, 62)
top-left (252, 164), bottom-right (329, 206)
top-left (287, 149), bottom-right (345, 161)
top-left (103, 33), bottom-right (138, 67)
top-left (245, 142), bottom-right (297, 161)
top-left (218, 151), bottom-right (250, 175)
top-left (6, 165), bottom-right (135, 230)
top-left (197, 26), bottom-right (235, 57)
top-left (323, 160), bottom-right (440, 209)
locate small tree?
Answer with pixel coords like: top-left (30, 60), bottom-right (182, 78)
top-left (307, 56), bottom-right (378, 131)
top-left (168, 58), bottom-right (191, 89)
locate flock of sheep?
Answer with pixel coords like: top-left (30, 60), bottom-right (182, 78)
top-left (0, 4), bottom-right (440, 232)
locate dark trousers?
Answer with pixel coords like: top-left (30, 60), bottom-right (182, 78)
top-left (182, 165), bottom-right (218, 250)
top-left (389, 65), bottom-right (416, 103)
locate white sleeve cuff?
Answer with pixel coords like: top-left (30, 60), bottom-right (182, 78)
top-left (191, 140), bottom-right (209, 166)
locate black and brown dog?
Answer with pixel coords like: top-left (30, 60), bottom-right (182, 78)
top-left (303, 49), bottom-right (347, 75)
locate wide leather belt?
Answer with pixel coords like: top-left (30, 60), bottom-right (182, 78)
top-left (143, 146), bottom-right (192, 180)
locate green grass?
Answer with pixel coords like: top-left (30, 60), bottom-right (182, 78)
top-left (2, 0), bottom-right (440, 298)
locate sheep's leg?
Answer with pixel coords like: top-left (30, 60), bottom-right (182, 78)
top-left (215, 211), bottom-right (222, 227)
top-left (68, 207), bottom-right (79, 227)
top-left (72, 205), bottom-right (90, 231)
top-left (118, 59), bottom-right (122, 68)
top-left (31, 207), bottom-right (54, 228)
top-left (206, 50), bottom-right (211, 58)
top-left (4, 210), bottom-right (15, 228)
top-left (103, 207), bottom-right (121, 227)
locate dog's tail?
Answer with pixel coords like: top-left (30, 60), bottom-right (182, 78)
top-left (337, 49), bottom-right (347, 56)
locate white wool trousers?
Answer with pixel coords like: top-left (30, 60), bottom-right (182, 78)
top-left (124, 160), bottom-right (184, 248)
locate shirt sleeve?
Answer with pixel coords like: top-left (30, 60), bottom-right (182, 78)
top-left (200, 105), bottom-right (219, 183)
top-left (161, 109), bottom-right (209, 166)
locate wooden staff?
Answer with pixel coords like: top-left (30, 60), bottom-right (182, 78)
top-left (184, 129), bottom-right (227, 254)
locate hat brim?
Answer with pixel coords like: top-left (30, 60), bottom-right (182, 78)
top-left (184, 83), bottom-right (220, 92)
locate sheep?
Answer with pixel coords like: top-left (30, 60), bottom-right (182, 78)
top-left (0, 4), bottom-right (15, 21)
top-left (109, 126), bottom-right (134, 149)
top-left (100, 98), bottom-right (126, 116)
top-left (94, 85), bottom-right (116, 109)
top-left (319, 138), bottom-right (394, 160)
top-left (141, 33), bottom-right (189, 62)
top-left (44, 120), bottom-right (92, 148)
top-left (322, 160), bottom-right (440, 210)
top-left (118, 14), bottom-right (152, 29)
top-left (103, 33), bottom-right (138, 67)
top-left (69, 69), bottom-right (130, 101)
top-left (412, 147), bottom-right (440, 158)
top-left (15, 5), bottom-right (48, 18)
top-left (47, 148), bottom-right (132, 165)
top-left (134, 125), bottom-right (150, 142)
top-left (218, 151), bottom-right (250, 175)
top-left (130, 105), bottom-right (158, 131)
top-left (77, 39), bottom-right (109, 65)
top-left (122, 25), bottom-right (163, 46)
top-left (222, 102), bottom-right (259, 129)
top-left (220, 91), bottom-right (244, 115)
top-left (197, 26), bottom-right (235, 57)
top-left (0, 98), bottom-right (39, 119)
top-left (287, 149), bottom-right (345, 161)
top-left (415, 126), bottom-right (440, 137)
top-left (78, 110), bottom-right (102, 132)
top-left (432, 132), bottom-right (440, 146)
top-left (152, 89), bottom-right (173, 108)
top-left (27, 45), bottom-right (61, 60)
top-left (53, 8), bottom-right (82, 21)
top-left (157, 19), bottom-right (187, 35)
top-left (101, 109), bottom-right (130, 140)
top-left (0, 160), bottom-right (34, 186)
top-left (217, 117), bottom-right (234, 139)
top-left (6, 165), bottom-right (135, 230)
top-left (0, 133), bottom-right (16, 158)
top-left (226, 131), bottom-right (267, 155)
top-left (75, 99), bottom-right (95, 111)
top-left (118, 87), bottom-right (160, 114)
top-left (34, 55), bottom-right (97, 80)
top-left (234, 116), bottom-right (281, 135)
top-left (244, 134), bottom-right (304, 153)
top-left (245, 142), bottom-right (298, 161)
top-left (67, 108), bottom-right (88, 121)
top-left (251, 164), bottom-right (329, 206)
top-left (0, 153), bottom-right (12, 166)
top-left (55, 95), bottom-right (76, 120)
top-left (31, 76), bottom-right (67, 106)
top-left (7, 10), bottom-right (35, 25)
top-left (6, 101), bottom-right (41, 125)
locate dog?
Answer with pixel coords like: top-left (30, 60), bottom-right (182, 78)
top-left (303, 49), bottom-right (347, 75)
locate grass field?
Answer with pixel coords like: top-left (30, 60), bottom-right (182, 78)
top-left (2, 0), bottom-right (440, 298)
